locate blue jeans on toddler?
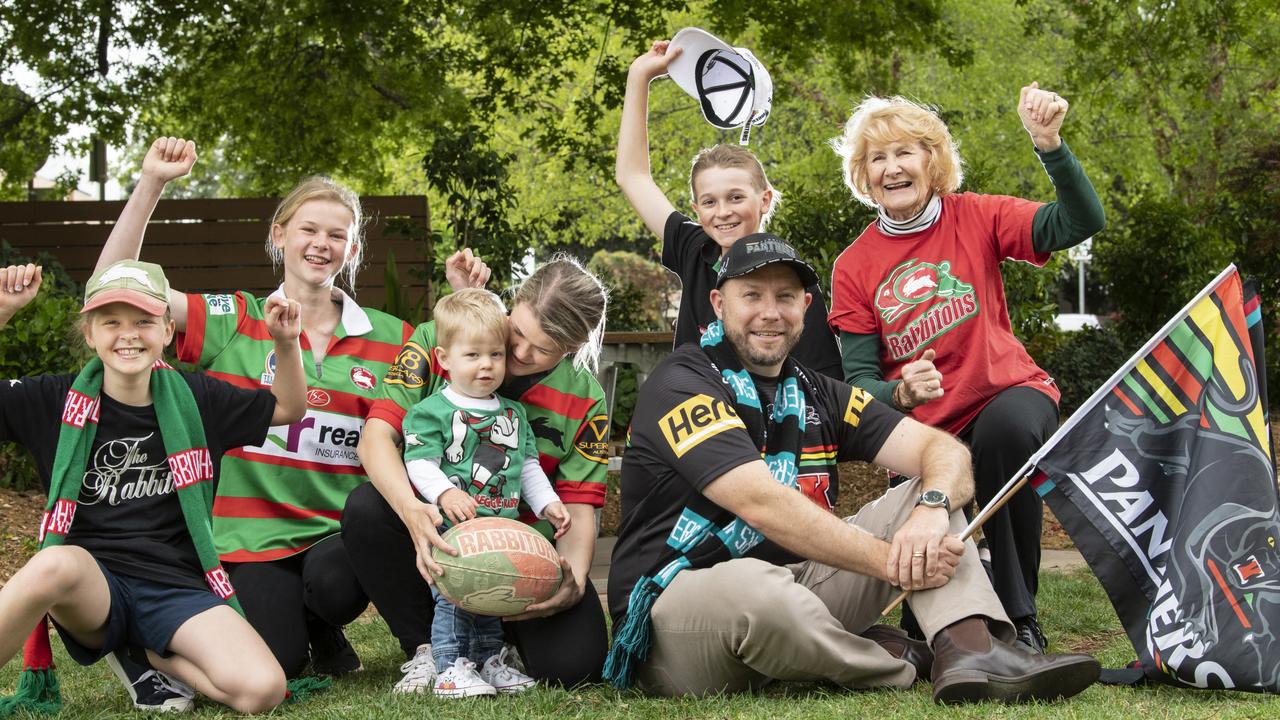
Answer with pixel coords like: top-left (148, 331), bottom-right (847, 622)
top-left (430, 586), bottom-right (504, 668)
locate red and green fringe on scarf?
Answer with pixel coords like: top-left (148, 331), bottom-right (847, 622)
top-left (0, 358), bottom-right (326, 715)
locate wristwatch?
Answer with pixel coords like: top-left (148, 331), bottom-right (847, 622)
top-left (916, 489), bottom-right (951, 512)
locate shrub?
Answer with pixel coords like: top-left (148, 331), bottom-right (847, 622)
top-left (587, 250), bottom-right (677, 332)
top-left (1039, 324), bottom-right (1138, 417)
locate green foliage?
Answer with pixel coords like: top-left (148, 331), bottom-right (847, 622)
top-left (422, 124), bottom-right (529, 286)
top-left (1039, 325), bottom-right (1138, 417)
top-left (0, 248), bottom-right (86, 490)
top-left (1092, 193), bottom-right (1235, 343)
top-left (587, 250), bottom-right (676, 332)
top-left (0, 83), bottom-right (56, 200)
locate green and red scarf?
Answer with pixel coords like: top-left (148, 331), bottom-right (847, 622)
top-left (0, 358), bottom-right (237, 715)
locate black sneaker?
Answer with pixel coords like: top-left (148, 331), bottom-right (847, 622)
top-left (106, 651), bottom-right (195, 712)
top-left (308, 622), bottom-right (362, 676)
top-left (1014, 615), bottom-right (1048, 654)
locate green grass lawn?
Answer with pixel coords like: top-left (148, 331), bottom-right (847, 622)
top-left (4, 568), bottom-right (1279, 719)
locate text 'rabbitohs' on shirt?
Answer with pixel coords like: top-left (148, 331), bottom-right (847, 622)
top-left (367, 320), bottom-right (610, 540)
top-left (179, 289), bottom-right (411, 562)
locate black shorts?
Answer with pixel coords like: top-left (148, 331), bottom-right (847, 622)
top-left (53, 562), bottom-right (226, 666)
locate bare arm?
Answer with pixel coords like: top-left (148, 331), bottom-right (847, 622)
top-left (871, 416), bottom-right (974, 507)
top-left (96, 137), bottom-right (196, 330)
top-left (357, 418), bottom-right (452, 582)
top-left (616, 41), bottom-right (681, 239)
top-left (263, 296), bottom-right (305, 426)
top-left (702, 460), bottom-right (898, 581)
top-left (509, 500), bottom-right (596, 620)
top-left (0, 264), bottom-right (42, 330)
top-left (871, 415), bottom-right (974, 589)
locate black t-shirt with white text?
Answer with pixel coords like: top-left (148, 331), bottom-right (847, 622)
top-left (607, 344), bottom-right (903, 624)
top-left (662, 211), bottom-right (844, 379)
top-left (0, 371), bottom-right (275, 590)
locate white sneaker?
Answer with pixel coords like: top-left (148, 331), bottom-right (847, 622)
top-left (433, 658), bottom-right (496, 699)
top-left (392, 644), bottom-right (437, 694)
top-left (105, 652), bottom-right (195, 712)
top-left (480, 648), bottom-right (535, 694)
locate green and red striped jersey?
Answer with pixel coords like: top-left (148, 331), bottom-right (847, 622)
top-left (179, 289), bottom-right (412, 562)
top-left (368, 321), bottom-right (609, 538)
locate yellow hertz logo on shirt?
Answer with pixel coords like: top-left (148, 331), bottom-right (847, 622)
top-left (660, 394), bottom-right (745, 458)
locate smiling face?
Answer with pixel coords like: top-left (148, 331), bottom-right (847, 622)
top-left (710, 263), bottom-right (811, 376)
top-left (691, 166), bottom-right (773, 252)
top-left (271, 199), bottom-right (358, 289)
top-left (435, 329), bottom-right (506, 399)
top-left (505, 302), bottom-right (566, 377)
top-left (82, 303), bottom-right (175, 379)
top-left (863, 139), bottom-right (933, 221)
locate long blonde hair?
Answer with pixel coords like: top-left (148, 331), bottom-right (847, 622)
top-left (510, 255), bottom-right (608, 373)
top-left (265, 176), bottom-right (365, 292)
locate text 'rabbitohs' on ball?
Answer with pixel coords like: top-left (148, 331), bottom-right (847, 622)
top-left (431, 516), bottom-right (563, 616)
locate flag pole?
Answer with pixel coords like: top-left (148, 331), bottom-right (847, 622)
top-left (880, 467), bottom-right (1035, 616)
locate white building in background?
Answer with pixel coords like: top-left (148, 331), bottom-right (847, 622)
top-left (29, 173), bottom-right (94, 201)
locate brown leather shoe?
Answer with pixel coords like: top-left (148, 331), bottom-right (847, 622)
top-left (931, 618), bottom-right (1100, 704)
top-left (860, 624), bottom-right (933, 683)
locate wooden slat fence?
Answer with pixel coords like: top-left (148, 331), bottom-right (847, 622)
top-left (0, 196), bottom-right (431, 313)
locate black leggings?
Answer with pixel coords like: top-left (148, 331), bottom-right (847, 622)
top-left (958, 385), bottom-right (1058, 621)
top-left (225, 536), bottom-right (368, 678)
top-left (341, 482), bottom-right (608, 686)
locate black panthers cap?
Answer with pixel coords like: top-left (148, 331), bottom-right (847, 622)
top-left (715, 233), bottom-right (820, 289)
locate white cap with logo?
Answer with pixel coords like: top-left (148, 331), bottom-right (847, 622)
top-left (667, 27), bottom-right (773, 145)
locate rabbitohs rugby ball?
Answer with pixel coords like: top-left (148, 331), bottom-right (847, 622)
top-left (432, 516), bottom-right (563, 616)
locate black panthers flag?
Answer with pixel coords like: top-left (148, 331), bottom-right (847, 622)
top-left (1028, 266), bottom-right (1278, 691)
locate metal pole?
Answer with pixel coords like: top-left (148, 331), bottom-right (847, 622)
top-left (1077, 260), bottom-right (1086, 314)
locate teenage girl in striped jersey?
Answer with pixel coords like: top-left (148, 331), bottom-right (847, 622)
top-left (349, 255), bottom-right (611, 692)
top-left (93, 138), bottom-right (488, 696)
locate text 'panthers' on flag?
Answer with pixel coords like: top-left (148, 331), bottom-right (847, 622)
top-left (1027, 266), bottom-right (1278, 692)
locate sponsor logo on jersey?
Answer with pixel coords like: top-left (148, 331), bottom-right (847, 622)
top-left (261, 350), bottom-right (277, 386)
top-left (306, 389), bottom-right (331, 407)
top-left (206, 294), bottom-right (235, 316)
top-left (350, 365), bottom-right (376, 390)
top-left (844, 387), bottom-right (872, 428)
top-left (574, 414), bottom-right (610, 465)
top-left (659, 394), bottom-right (745, 458)
top-left (253, 409), bottom-right (365, 466)
top-left (385, 341), bottom-right (428, 388)
top-left (874, 259), bottom-right (979, 361)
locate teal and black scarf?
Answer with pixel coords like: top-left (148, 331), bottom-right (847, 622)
top-left (603, 320), bottom-right (822, 689)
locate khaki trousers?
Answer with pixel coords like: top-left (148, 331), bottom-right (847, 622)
top-left (634, 478), bottom-right (1014, 697)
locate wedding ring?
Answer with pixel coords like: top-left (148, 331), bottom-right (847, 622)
top-left (912, 551), bottom-right (925, 558)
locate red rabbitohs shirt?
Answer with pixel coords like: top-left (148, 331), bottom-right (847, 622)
top-left (828, 192), bottom-right (1061, 434)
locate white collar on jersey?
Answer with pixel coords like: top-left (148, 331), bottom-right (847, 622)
top-left (268, 285), bottom-right (373, 337)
